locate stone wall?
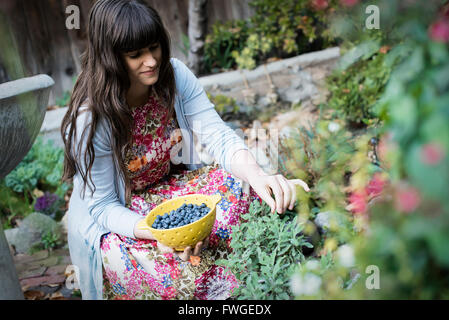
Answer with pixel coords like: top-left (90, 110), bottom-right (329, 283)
top-left (40, 47), bottom-right (340, 149)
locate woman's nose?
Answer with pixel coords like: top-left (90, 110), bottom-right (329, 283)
top-left (143, 52), bottom-right (157, 68)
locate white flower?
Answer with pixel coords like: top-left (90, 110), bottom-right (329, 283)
top-left (145, 149), bottom-right (156, 160)
top-left (328, 122), bottom-right (340, 132)
top-left (303, 273), bottom-right (322, 296)
top-left (336, 244), bottom-right (355, 268)
top-left (290, 272), bottom-right (322, 296)
top-left (305, 259), bottom-right (320, 271)
top-left (290, 273), bottom-right (303, 296)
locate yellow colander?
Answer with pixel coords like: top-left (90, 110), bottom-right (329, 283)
top-left (137, 193), bottom-right (221, 251)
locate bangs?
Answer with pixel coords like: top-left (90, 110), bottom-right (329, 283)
top-left (111, 4), bottom-right (162, 53)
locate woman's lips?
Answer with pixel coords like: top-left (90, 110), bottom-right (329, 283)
top-left (141, 68), bottom-right (158, 76)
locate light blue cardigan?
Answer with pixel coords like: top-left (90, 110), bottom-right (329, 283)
top-left (66, 58), bottom-right (249, 300)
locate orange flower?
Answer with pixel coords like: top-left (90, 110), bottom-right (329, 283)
top-left (190, 255), bottom-right (201, 266)
top-left (379, 45), bottom-right (391, 54)
top-left (128, 156), bottom-right (148, 172)
top-left (128, 158), bottom-right (141, 172)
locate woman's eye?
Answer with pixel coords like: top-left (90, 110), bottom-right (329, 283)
top-left (128, 45), bottom-right (158, 58)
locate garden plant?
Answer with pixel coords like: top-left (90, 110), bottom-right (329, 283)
top-left (1, 0), bottom-right (448, 301)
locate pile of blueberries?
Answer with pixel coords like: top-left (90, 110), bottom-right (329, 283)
top-left (151, 202), bottom-right (211, 230)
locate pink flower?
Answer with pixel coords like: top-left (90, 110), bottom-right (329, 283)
top-left (156, 125), bottom-right (164, 137)
top-left (420, 142), bottom-right (445, 165)
top-left (365, 173), bottom-right (386, 197)
top-left (429, 19), bottom-right (449, 43)
top-left (340, 0), bottom-right (359, 7)
top-left (311, 0), bottom-right (328, 10)
top-left (395, 186), bottom-right (421, 213)
top-left (348, 190), bottom-right (367, 214)
top-left (143, 134), bottom-right (153, 146)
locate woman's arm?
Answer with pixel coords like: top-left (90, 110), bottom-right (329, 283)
top-left (73, 112), bottom-right (143, 238)
top-left (173, 58), bottom-right (249, 173)
top-left (172, 58), bottom-right (309, 214)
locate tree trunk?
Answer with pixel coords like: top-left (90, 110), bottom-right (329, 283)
top-left (187, 0), bottom-right (208, 75)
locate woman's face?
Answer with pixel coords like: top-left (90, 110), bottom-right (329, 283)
top-left (122, 43), bottom-right (162, 87)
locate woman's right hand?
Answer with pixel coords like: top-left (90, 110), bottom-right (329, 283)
top-left (133, 218), bottom-right (156, 240)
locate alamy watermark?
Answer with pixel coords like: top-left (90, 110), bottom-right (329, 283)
top-left (365, 5), bottom-right (380, 30)
top-left (65, 3), bottom-right (381, 31)
top-left (65, 264), bottom-right (80, 290)
top-left (66, 5), bottom-right (80, 30)
top-left (365, 264), bottom-right (380, 289)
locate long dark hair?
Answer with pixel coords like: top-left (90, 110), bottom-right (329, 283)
top-left (61, 0), bottom-right (176, 202)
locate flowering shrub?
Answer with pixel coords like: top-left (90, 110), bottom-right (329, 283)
top-left (1, 137), bottom-right (71, 227)
top-left (204, 0), bottom-right (340, 72)
top-left (325, 45), bottom-right (394, 126)
top-left (34, 192), bottom-right (65, 221)
top-left (3, 136), bottom-right (70, 197)
top-left (203, 20), bottom-right (250, 73)
top-left (233, 0), bottom-right (340, 69)
top-left (287, 0), bottom-right (449, 299)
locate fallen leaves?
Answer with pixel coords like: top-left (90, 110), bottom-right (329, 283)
top-left (23, 289), bottom-right (68, 300)
top-left (24, 290), bottom-right (45, 300)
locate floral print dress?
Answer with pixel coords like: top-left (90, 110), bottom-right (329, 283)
top-left (100, 95), bottom-right (261, 300)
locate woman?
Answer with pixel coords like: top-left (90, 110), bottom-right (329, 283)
top-left (62, 0), bottom-right (309, 300)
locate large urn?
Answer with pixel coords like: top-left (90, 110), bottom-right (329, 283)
top-left (0, 74), bottom-right (54, 299)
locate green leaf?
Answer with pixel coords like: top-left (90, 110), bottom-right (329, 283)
top-left (420, 112), bottom-right (449, 148)
top-left (389, 95), bottom-right (418, 143)
top-left (392, 46), bottom-right (424, 83)
top-left (405, 143), bottom-right (449, 201)
top-left (427, 231), bottom-right (449, 267)
top-left (384, 43), bottom-right (412, 69)
top-left (336, 40), bottom-right (381, 71)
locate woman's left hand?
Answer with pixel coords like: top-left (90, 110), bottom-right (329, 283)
top-left (248, 172), bottom-right (310, 214)
top-left (157, 236), bottom-right (210, 262)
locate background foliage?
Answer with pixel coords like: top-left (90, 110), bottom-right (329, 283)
top-left (203, 0), bottom-right (340, 73)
